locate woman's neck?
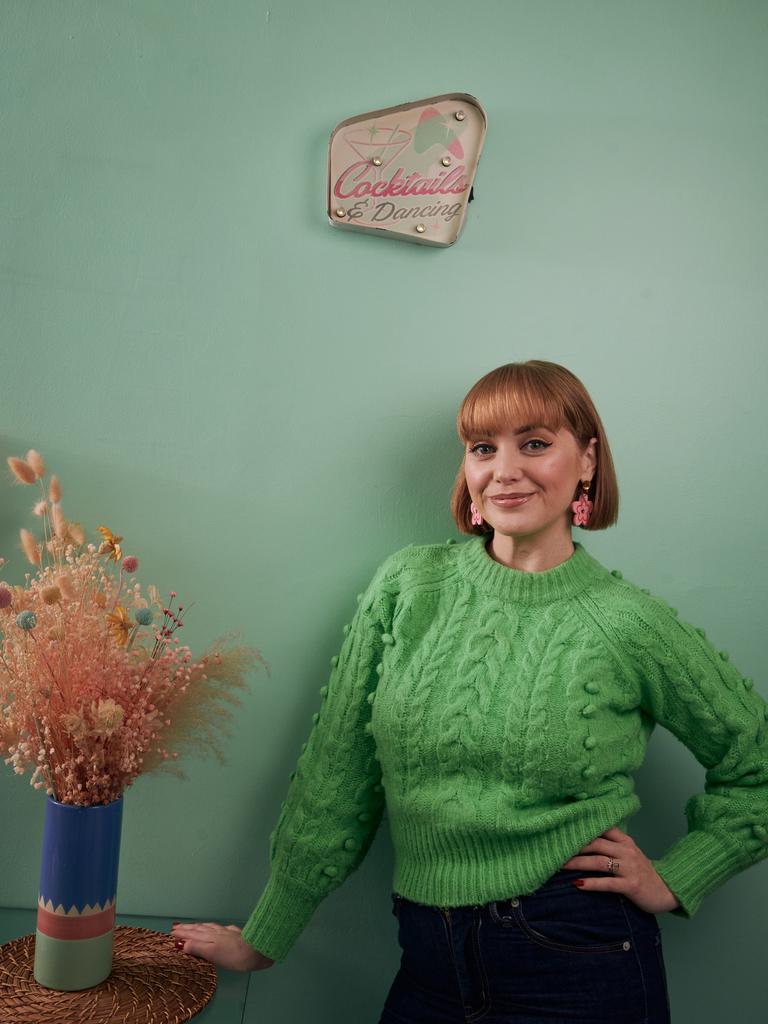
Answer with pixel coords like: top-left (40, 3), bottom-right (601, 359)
top-left (486, 529), bottom-right (576, 573)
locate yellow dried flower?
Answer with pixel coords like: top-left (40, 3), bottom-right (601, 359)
top-left (106, 605), bottom-right (131, 646)
top-left (41, 586), bottom-right (61, 605)
top-left (97, 526), bottom-right (123, 563)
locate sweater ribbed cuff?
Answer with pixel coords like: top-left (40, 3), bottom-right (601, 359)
top-left (240, 872), bottom-right (323, 963)
top-left (652, 829), bottom-right (745, 919)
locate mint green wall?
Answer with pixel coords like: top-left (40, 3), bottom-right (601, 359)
top-left (1, 1), bottom-right (766, 1019)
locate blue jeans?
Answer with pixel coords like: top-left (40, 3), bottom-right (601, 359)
top-left (378, 867), bottom-right (672, 1023)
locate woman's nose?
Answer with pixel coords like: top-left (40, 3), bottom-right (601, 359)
top-left (494, 463), bottom-right (525, 481)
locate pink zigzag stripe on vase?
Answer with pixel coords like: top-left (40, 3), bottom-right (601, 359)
top-left (37, 902), bottom-right (116, 940)
top-left (38, 894), bottom-right (116, 916)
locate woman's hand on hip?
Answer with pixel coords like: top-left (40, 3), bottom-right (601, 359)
top-left (560, 826), bottom-right (681, 914)
top-left (171, 922), bottom-right (276, 971)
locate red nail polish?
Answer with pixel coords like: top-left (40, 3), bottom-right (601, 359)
top-left (572, 879), bottom-right (585, 887)
top-left (175, 939), bottom-right (185, 949)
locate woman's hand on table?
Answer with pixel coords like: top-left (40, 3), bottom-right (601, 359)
top-left (560, 826), bottom-right (681, 914)
top-left (171, 922), bottom-right (276, 971)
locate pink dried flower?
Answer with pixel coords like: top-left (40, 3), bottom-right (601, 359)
top-left (57, 575), bottom-right (76, 601)
top-left (32, 500), bottom-right (48, 517)
top-left (122, 556), bottom-right (139, 574)
top-left (0, 453), bottom-right (267, 805)
top-left (68, 523), bottom-right (85, 546)
top-left (50, 503), bottom-right (66, 540)
top-left (19, 529), bottom-right (41, 566)
top-left (7, 458), bottom-right (36, 485)
top-left (60, 710), bottom-right (88, 742)
top-left (25, 450), bottom-right (46, 477)
top-left (89, 698), bottom-right (124, 739)
top-left (48, 475), bottom-right (62, 503)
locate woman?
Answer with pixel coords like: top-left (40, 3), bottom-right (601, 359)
top-left (172, 361), bottom-right (768, 1022)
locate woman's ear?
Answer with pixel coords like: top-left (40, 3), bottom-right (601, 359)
top-left (582, 436), bottom-right (598, 478)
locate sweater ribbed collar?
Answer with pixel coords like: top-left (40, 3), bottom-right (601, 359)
top-left (457, 534), bottom-right (608, 604)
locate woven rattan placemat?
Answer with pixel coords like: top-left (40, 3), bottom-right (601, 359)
top-left (0, 925), bottom-right (217, 1023)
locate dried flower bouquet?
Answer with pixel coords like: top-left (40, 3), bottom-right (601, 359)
top-left (0, 450), bottom-right (267, 806)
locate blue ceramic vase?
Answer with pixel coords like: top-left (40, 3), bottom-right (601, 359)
top-left (33, 794), bottom-right (124, 990)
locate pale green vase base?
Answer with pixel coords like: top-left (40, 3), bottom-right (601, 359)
top-left (33, 929), bottom-right (114, 991)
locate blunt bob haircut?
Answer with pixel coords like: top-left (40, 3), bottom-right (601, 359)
top-left (450, 360), bottom-right (619, 536)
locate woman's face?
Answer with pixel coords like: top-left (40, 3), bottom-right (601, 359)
top-left (463, 422), bottom-right (597, 541)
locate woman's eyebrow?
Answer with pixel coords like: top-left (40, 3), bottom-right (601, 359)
top-left (513, 424), bottom-right (553, 435)
top-left (468, 424), bottom-right (555, 441)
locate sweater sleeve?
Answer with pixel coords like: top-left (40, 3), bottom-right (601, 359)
top-left (240, 552), bottom-right (399, 962)
top-left (612, 593), bottom-right (768, 920)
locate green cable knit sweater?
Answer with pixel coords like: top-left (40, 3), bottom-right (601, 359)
top-left (241, 536), bottom-right (768, 962)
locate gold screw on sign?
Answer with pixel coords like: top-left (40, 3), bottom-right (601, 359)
top-left (441, 156), bottom-right (451, 166)
top-left (454, 110), bottom-right (465, 121)
top-left (415, 224), bottom-right (426, 233)
top-left (372, 156), bottom-right (382, 166)
top-left (335, 208), bottom-right (346, 217)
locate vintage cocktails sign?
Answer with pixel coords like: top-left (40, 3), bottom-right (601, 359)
top-left (327, 93), bottom-right (487, 247)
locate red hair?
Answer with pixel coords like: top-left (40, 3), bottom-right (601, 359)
top-left (450, 360), bottom-right (619, 535)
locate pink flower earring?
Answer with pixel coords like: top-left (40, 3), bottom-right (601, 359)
top-left (470, 501), bottom-right (483, 526)
top-left (571, 480), bottom-right (593, 527)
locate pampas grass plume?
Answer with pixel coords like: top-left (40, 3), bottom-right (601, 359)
top-left (19, 528), bottom-right (41, 566)
top-left (68, 522), bottom-right (85, 546)
top-left (7, 458), bottom-right (36, 485)
top-left (48, 475), bottom-right (62, 503)
top-left (25, 450), bottom-right (46, 477)
top-left (51, 503), bottom-right (66, 539)
top-left (32, 500), bottom-right (48, 517)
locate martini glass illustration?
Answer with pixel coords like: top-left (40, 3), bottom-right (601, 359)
top-left (344, 123), bottom-right (412, 189)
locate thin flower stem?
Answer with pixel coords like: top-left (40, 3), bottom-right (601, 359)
top-left (0, 644), bottom-right (21, 682)
top-left (37, 479), bottom-right (51, 571)
top-left (28, 631), bottom-right (65, 699)
top-left (31, 714), bottom-right (57, 800)
top-left (110, 567), bottom-right (124, 613)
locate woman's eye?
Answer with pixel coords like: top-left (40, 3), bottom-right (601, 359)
top-left (469, 440), bottom-right (550, 455)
